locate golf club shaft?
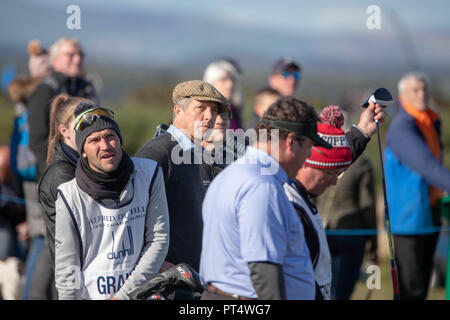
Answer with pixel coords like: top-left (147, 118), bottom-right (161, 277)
top-left (375, 120), bottom-right (401, 300)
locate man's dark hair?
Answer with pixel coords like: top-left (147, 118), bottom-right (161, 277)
top-left (256, 97), bottom-right (318, 143)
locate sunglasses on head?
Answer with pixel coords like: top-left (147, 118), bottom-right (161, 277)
top-left (74, 107), bottom-right (115, 132)
top-left (282, 71), bottom-right (300, 80)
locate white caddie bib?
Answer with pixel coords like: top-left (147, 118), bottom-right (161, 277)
top-left (58, 158), bottom-right (158, 299)
top-left (284, 183), bottom-right (332, 300)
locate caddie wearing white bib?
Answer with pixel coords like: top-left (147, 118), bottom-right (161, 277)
top-left (55, 103), bottom-right (169, 300)
top-left (284, 105), bottom-right (352, 300)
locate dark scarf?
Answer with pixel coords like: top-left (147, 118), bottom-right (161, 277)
top-left (60, 142), bottom-right (80, 164)
top-left (75, 150), bottom-right (134, 202)
top-left (290, 179), bottom-right (319, 215)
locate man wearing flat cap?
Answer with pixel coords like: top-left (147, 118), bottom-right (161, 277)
top-left (135, 80), bottom-right (229, 276)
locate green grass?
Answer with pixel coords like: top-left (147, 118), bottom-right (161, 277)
top-left (350, 238), bottom-right (447, 300)
top-left (351, 255), bottom-right (446, 300)
top-left (0, 93), bottom-right (16, 145)
top-left (1, 84), bottom-right (449, 301)
top-left (109, 101), bottom-right (172, 156)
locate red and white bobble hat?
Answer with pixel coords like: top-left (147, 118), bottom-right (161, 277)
top-left (304, 105), bottom-right (352, 169)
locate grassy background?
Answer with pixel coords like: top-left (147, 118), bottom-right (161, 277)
top-left (1, 74), bottom-right (449, 300)
top-left (351, 229), bottom-right (447, 300)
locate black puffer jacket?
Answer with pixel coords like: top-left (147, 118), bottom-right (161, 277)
top-left (38, 142), bottom-right (79, 262)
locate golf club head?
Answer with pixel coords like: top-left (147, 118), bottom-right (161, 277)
top-left (361, 88), bottom-right (393, 108)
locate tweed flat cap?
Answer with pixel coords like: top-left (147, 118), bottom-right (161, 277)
top-left (172, 80), bottom-right (230, 114)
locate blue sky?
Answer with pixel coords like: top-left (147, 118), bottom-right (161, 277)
top-left (1, 0), bottom-right (450, 101)
top-left (33, 0), bottom-right (450, 34)
top-left (1, 0), bottom-right (449, 72)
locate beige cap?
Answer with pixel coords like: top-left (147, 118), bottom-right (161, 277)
top-left (172, 80), bottom-right (230, 114)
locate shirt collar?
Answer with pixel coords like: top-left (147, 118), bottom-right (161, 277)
top-left (167, 124), bottom-right (196, 151)
top-left (244, 146), bottom-right (288, 184)
top-left (288, 179), bottom-right (318, 215)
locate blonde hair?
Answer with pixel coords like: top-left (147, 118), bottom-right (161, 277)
top-left (46, 94), bottom-right (93, 165)
top-left (203, 60), bottom-right (238, 85)
top-left (203, 60), bottom-right (244, 109)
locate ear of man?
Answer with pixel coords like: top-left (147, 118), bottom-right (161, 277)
top-left (286, 132), bottom-right (297, 152)
top-left (173, 104), bottom-right (182, 118)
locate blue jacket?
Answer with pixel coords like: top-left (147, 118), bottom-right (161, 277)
top-left (384, 100), bottom-right (450, 234)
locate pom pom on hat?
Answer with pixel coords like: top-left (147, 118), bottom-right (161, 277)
top-left (74, 101), bottom-right (94, 118)
top-left (304, 105), bottom-right (352, 169)
top-left (319, 105), bottom-right (344, 129)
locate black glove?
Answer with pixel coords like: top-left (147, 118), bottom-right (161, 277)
top-left (127, 263), bottom-right (204, 300)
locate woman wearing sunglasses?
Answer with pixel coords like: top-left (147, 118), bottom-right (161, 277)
top-left (38, 94), bottom-right (94, 264)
